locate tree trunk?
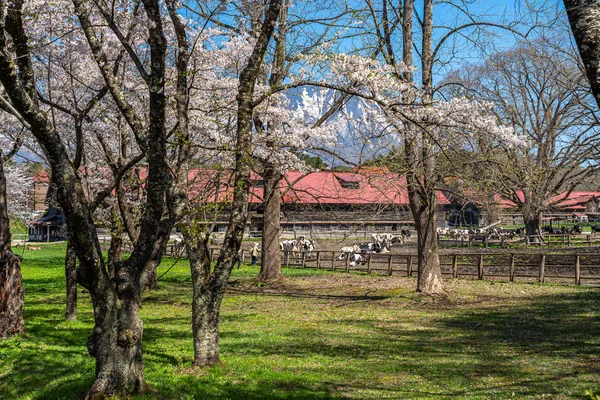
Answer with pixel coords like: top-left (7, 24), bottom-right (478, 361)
top-left (183, 0), bottom-right (284, 367)
top-left (258, 167), bottom-right (283, 281)
top-left (65, 240), bottom-right (77, 321)
top-left (411, 192), bottom-right (444, 295)
top-left (523, 209), bottom-right (542, 244)
top-left (0, 249), bottom-right (24, 338)
top-left (191, 287), bottom-right (222, 366)
top-left (107, 234), bottom-right (122, 281)
top-left (143, 268), bottom-right (158, 291)
top-left (0, 157), bottom-right (24, 338)
top-left (85, 267), bottom-right (144, 398)
top-left (187, 243), bottom-right (223, 366)
top-left (257, 3), bottom-right (286, 282)
top-left (563, 0), bottom-right (600, 109)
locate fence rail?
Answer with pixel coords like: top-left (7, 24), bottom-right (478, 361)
top-left (274, 250), bottom-right (600, 286)
top-left (438, 233), bottom-right (600, 248)
top-left (106, 239), bottom-right (600, 286)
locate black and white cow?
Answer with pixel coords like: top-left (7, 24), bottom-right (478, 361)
top-left (337, 252), bottom-right (364, 266)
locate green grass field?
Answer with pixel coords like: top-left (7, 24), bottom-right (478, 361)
top-left (1, 243), bottom-right (600, 399)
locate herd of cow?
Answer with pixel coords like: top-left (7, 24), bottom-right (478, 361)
top-left (273, 223), bottom-right (600, 267)
top-left (437, 224), bottom-right (600, 240)
top-left (436, 227), bottom-right (522, 241)
top-left (279, 230), bottom-right (412, 267)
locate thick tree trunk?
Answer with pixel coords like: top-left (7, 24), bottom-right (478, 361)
top-left (187, 244), bottom-right (223, 366)
top-left (0, 249), bottom-right (24, 338)
top-left (411, 192), bottom-right (444, 295)
top-left (65, 240), bottom-right (77, 321)
top-left (85, 268), bottom-right (144, 398)
top-left (523, 209), bottom-right (542, 244)
top-left (258, 167), bottom-right (283, 281)
top-left (0, 158), bottom-right (24, 338)
top-left (191, 288), bottom-right (221, 366)
top-left (563, 0), bottom-right (600, 109)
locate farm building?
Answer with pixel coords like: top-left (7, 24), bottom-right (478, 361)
top-left (28, 205), bottom-right (67, 242)
top-left (26, 169), bottom-right (50, 212)
top-left (26, 168), bottom-right (600, 240)
top-left (187, 167), bottom-right (452, 237)
top-left (493, 191), bottom-right (600, 225)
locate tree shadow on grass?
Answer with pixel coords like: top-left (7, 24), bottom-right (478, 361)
top-left (215, 290), bottom-right (600, 399)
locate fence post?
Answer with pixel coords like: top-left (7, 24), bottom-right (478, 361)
top-left (387, 254), bottom-right (393, 276)
top-left (315, 251), bottom-right (321, 270)
top-left (589, 234), bottom-right (592, 246)
top-left (575, 255), bottom-right (581, 285)
top-left (407, 255), bottom-right (412, 277)
top-left (241, 249), bottom-right (246, 264)
top-left (452, 255), bottom-right (458, 278)
top-left (539, 254), bottom-right (545, 283)
top-left (509, 255), bottom-right (515, 282)
top-left (331, 251), bottom-right (335, 270)
top-left (367, 255), bottom-right (372, 274)
top-left (345, 253), bottom-right (350, 272)
top-left (301, 252), bottom-right (306, 268)
top-left (478, 254), bottom-right (484, 280)
top-left (568, 235), bottom-right (571, 247)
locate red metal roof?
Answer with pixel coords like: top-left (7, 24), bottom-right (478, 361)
top-left (189, 169), bottom-right (449, 206)
top-left (33, 170), bottom-right (50, 183)
top-left (495, 191), bottom-right (600, 211)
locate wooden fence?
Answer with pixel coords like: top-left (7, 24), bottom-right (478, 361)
top-left (113, 241), bottom-right (600, 286)
top-left (276, 250), bottom-right (600, 286)
top-left (438, 233), bottom-right (600, 248)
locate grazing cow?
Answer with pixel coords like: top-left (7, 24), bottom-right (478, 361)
top-left (303, 239), bottom-right (316, 252)
top-left (339, 243), bottom-right (361, 255)
top-left (371, 233), bottom-right (382, 243)
top-left (348, 253), bottom-right (364, 266)
top-left (391, 236), bottom-right (403, 245)
top-left (302, 239), bottom-right (316, 259)
top-left (371, 233), bottom-right (395, 248)
top-left (337, 252), bottom-right (365, 266)
top-left (449, 229), bottom-right (469, 240)
top-left (592, 225), bottom-right (600, 234)
top-left (561, 225), bottom-right (582, 235)
top-left (280, 239), bottom-right (300, 264)
top-left (436, 227), bottom-right (449, 235)
top-left (358, 242), bottom-right (382, 253)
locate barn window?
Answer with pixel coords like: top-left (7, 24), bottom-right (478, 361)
top-left (335, 176), bottom-right (360, 189)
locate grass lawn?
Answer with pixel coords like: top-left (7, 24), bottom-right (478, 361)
top-left (1, 243), bottom-right (600, 399)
